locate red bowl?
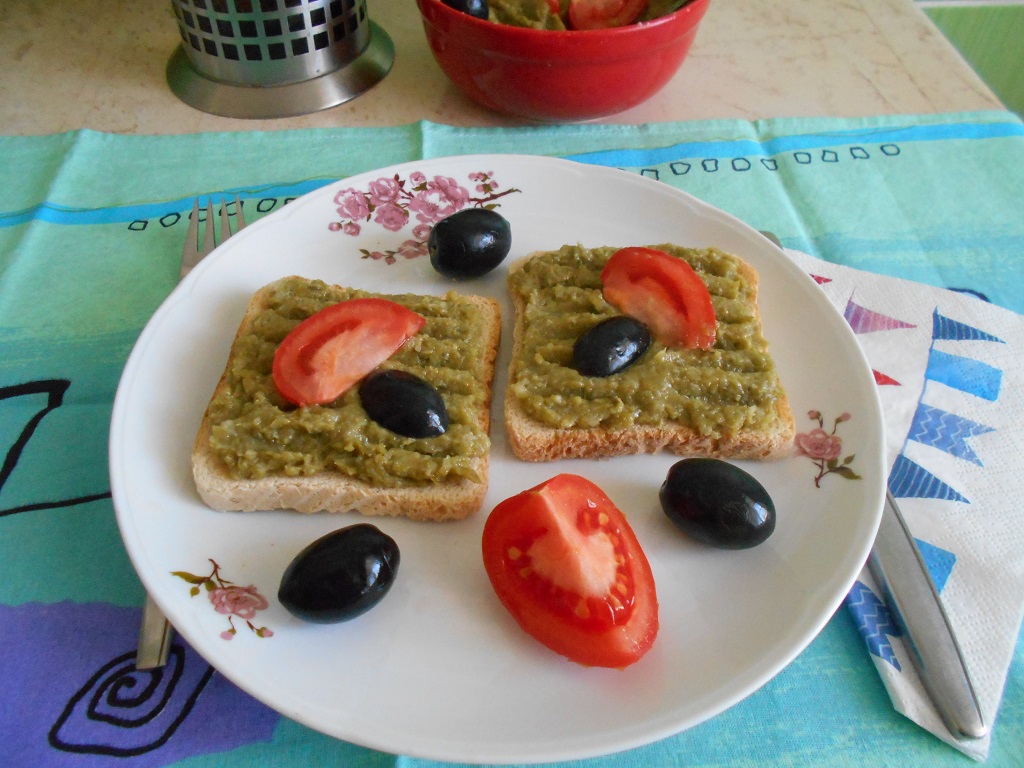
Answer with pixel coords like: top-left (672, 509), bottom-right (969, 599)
top-left (416, 0), bottom-right (711, 122)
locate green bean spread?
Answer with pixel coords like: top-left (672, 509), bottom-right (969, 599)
top-left (206, 277), bottom-right (491, 487)
top-left (508, 244), bottom-right (784, 435)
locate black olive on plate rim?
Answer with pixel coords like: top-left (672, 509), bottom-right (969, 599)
top-left (659, 458), bottom-right (776, 549)
top-left (572, 316), bottom-right (652, 377)
top-left (278, 524), bottom-right (401, 624)
top-left (441, 0), bottom-right (489, 19)
top-left (359, 369), bottom-right (449, 438)
top-left (428, 208), bottom-right (512, 280)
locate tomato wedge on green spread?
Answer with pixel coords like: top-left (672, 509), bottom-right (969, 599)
top-left (272, 298), bottom-right (425, 407)
top-left (601, 246), bottom-right (717, 350)
top-left (482, 474), bottom-right (659, 669)
top-left (568, 0), bottom-right (647, 30)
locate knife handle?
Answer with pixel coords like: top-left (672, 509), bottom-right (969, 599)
top-left (867, 490), bottom-right (987, 740)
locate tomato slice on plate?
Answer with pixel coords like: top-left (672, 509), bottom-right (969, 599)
top-left (568, 0), bottom-right (647, 30)
top-left (601, 246), bottom-right (717, 350)
top-left (482, 474), bottom-right (659, 669)
top-left (272, 298), bottom-right (425, 406)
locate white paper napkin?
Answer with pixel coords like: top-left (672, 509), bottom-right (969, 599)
top-left (784, 249), bottom-right (1024, 760)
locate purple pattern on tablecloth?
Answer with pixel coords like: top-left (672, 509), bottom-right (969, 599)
top-left (0, 601), bottom-right (279, 767)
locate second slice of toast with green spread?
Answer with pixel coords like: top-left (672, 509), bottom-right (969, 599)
top-left (192, 276), bottom-right (501, 521)
top-left (504, 244), bottom-right (794, 462)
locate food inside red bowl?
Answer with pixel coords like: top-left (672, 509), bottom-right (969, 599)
top-left (453, 0), bottom-right (685, 31)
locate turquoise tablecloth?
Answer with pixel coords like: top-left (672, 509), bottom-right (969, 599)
top-left (1, 110), bottom-right (1023, 767)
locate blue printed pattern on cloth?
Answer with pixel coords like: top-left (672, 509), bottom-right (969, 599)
top-left (2, 114), bottom-right (1023, 767)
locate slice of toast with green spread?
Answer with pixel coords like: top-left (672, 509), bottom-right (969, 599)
top-left (192, 276), bottom-right (501, 521)
top-left (504, 244), bottom-right (794, 462)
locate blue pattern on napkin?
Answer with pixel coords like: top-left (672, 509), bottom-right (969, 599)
top-left (916, 538), bottom-right (958, 592)
top-left (925, 349), bottom-right (1003, 401)
top-left (846, 581), bottom-right (904, 670)
top-left (908, 403), bottom-right (995, 466)
top-left (846, 536), bottom-right (958, 673)
top-left (933, 309), bottom-right (1005, 343)
top-left (889, 454), bottom-right (970, 503)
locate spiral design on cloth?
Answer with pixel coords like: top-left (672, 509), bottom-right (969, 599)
top-left (48, 647), bottom-right (213, 756)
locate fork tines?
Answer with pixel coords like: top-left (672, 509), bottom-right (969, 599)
top-left (180, 195), bottom-right (246, 279)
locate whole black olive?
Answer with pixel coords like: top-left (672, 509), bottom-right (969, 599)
top-left (441, 0), bottom-right (489, 19)
top-left (572, 316), bottom-right (651, 377)
top-left (428, 208), bottom-right (511, 280)
top-left (659, 459), bottom-right (776, 549)
top-left (359, 369), bottom-right (448, 438)
top-left (279, 524), bottom-right (400, 623)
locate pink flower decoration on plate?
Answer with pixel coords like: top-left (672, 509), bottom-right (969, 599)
top-left (327, 169), bottom-right (521, 265)
top-left (367, 176), bottom-right (402, 205)
top-left (172, 560), bottom-right (273, 640)
top-left (334, 187), bottom-right (370, 221)
top-left (796, 410), bottom-right (861, 488)
top-left (414, 175), bottom-right (470, 222)
top-left (209, 585), bottom-right (269, 620)
top-left (374, 201), bottom-right (409, 232)
top-left (794, 428), bottom-right (843, 462)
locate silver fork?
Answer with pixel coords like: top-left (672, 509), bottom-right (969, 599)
top-left (135, 195), bottom-right (247, 670)
top-left (180, 196), bottom-right (247, 279)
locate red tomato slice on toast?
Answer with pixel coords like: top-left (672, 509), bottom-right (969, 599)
top-left (272, 298), bottom-right (425, 406)
top-left (601, 246), bottom-right (717, 350)
top-left (482, 474), bottom-right (659, 669)
top-left (568, 0), bottom-right (647, 30)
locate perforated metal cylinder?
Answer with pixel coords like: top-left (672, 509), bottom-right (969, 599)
top-left (171, 0), bottom-right (371, 87)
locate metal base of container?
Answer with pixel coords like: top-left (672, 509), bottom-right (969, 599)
top-left (166, 21), bottom-right (393, 119)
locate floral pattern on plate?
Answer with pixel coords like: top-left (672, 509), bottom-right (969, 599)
top-left (172, 560), bottom-right (273, 640)
top-left (795, 409), bottom-right (862, 488)
top-left (328, 169), bottom-right (520, 264)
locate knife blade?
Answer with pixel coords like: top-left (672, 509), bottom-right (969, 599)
top-left (868, 490), bottom-right (987, 740)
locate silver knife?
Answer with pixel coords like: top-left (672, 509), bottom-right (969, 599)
top-left (868, 490), bottom-right (987, 740)
top-left (757, 227), bottom-right (988, 739)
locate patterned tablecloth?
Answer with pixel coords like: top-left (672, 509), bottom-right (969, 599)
top-left (1, 110), bottom-right (1023, 767)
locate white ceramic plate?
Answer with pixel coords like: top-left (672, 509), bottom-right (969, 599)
top-left (111, 155), bottom-right (885, 764)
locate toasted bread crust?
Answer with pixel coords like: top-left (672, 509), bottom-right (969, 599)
top-left (192, 277), bottom-right (501, 521)
top-left (504, 246), bottom-right (795, 462)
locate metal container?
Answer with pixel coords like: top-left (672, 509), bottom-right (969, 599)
top-left (167, 0), bottom-right (393, 118)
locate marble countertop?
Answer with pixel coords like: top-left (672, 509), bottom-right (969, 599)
top-left (0, 0), bottom-right (1003, 135)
